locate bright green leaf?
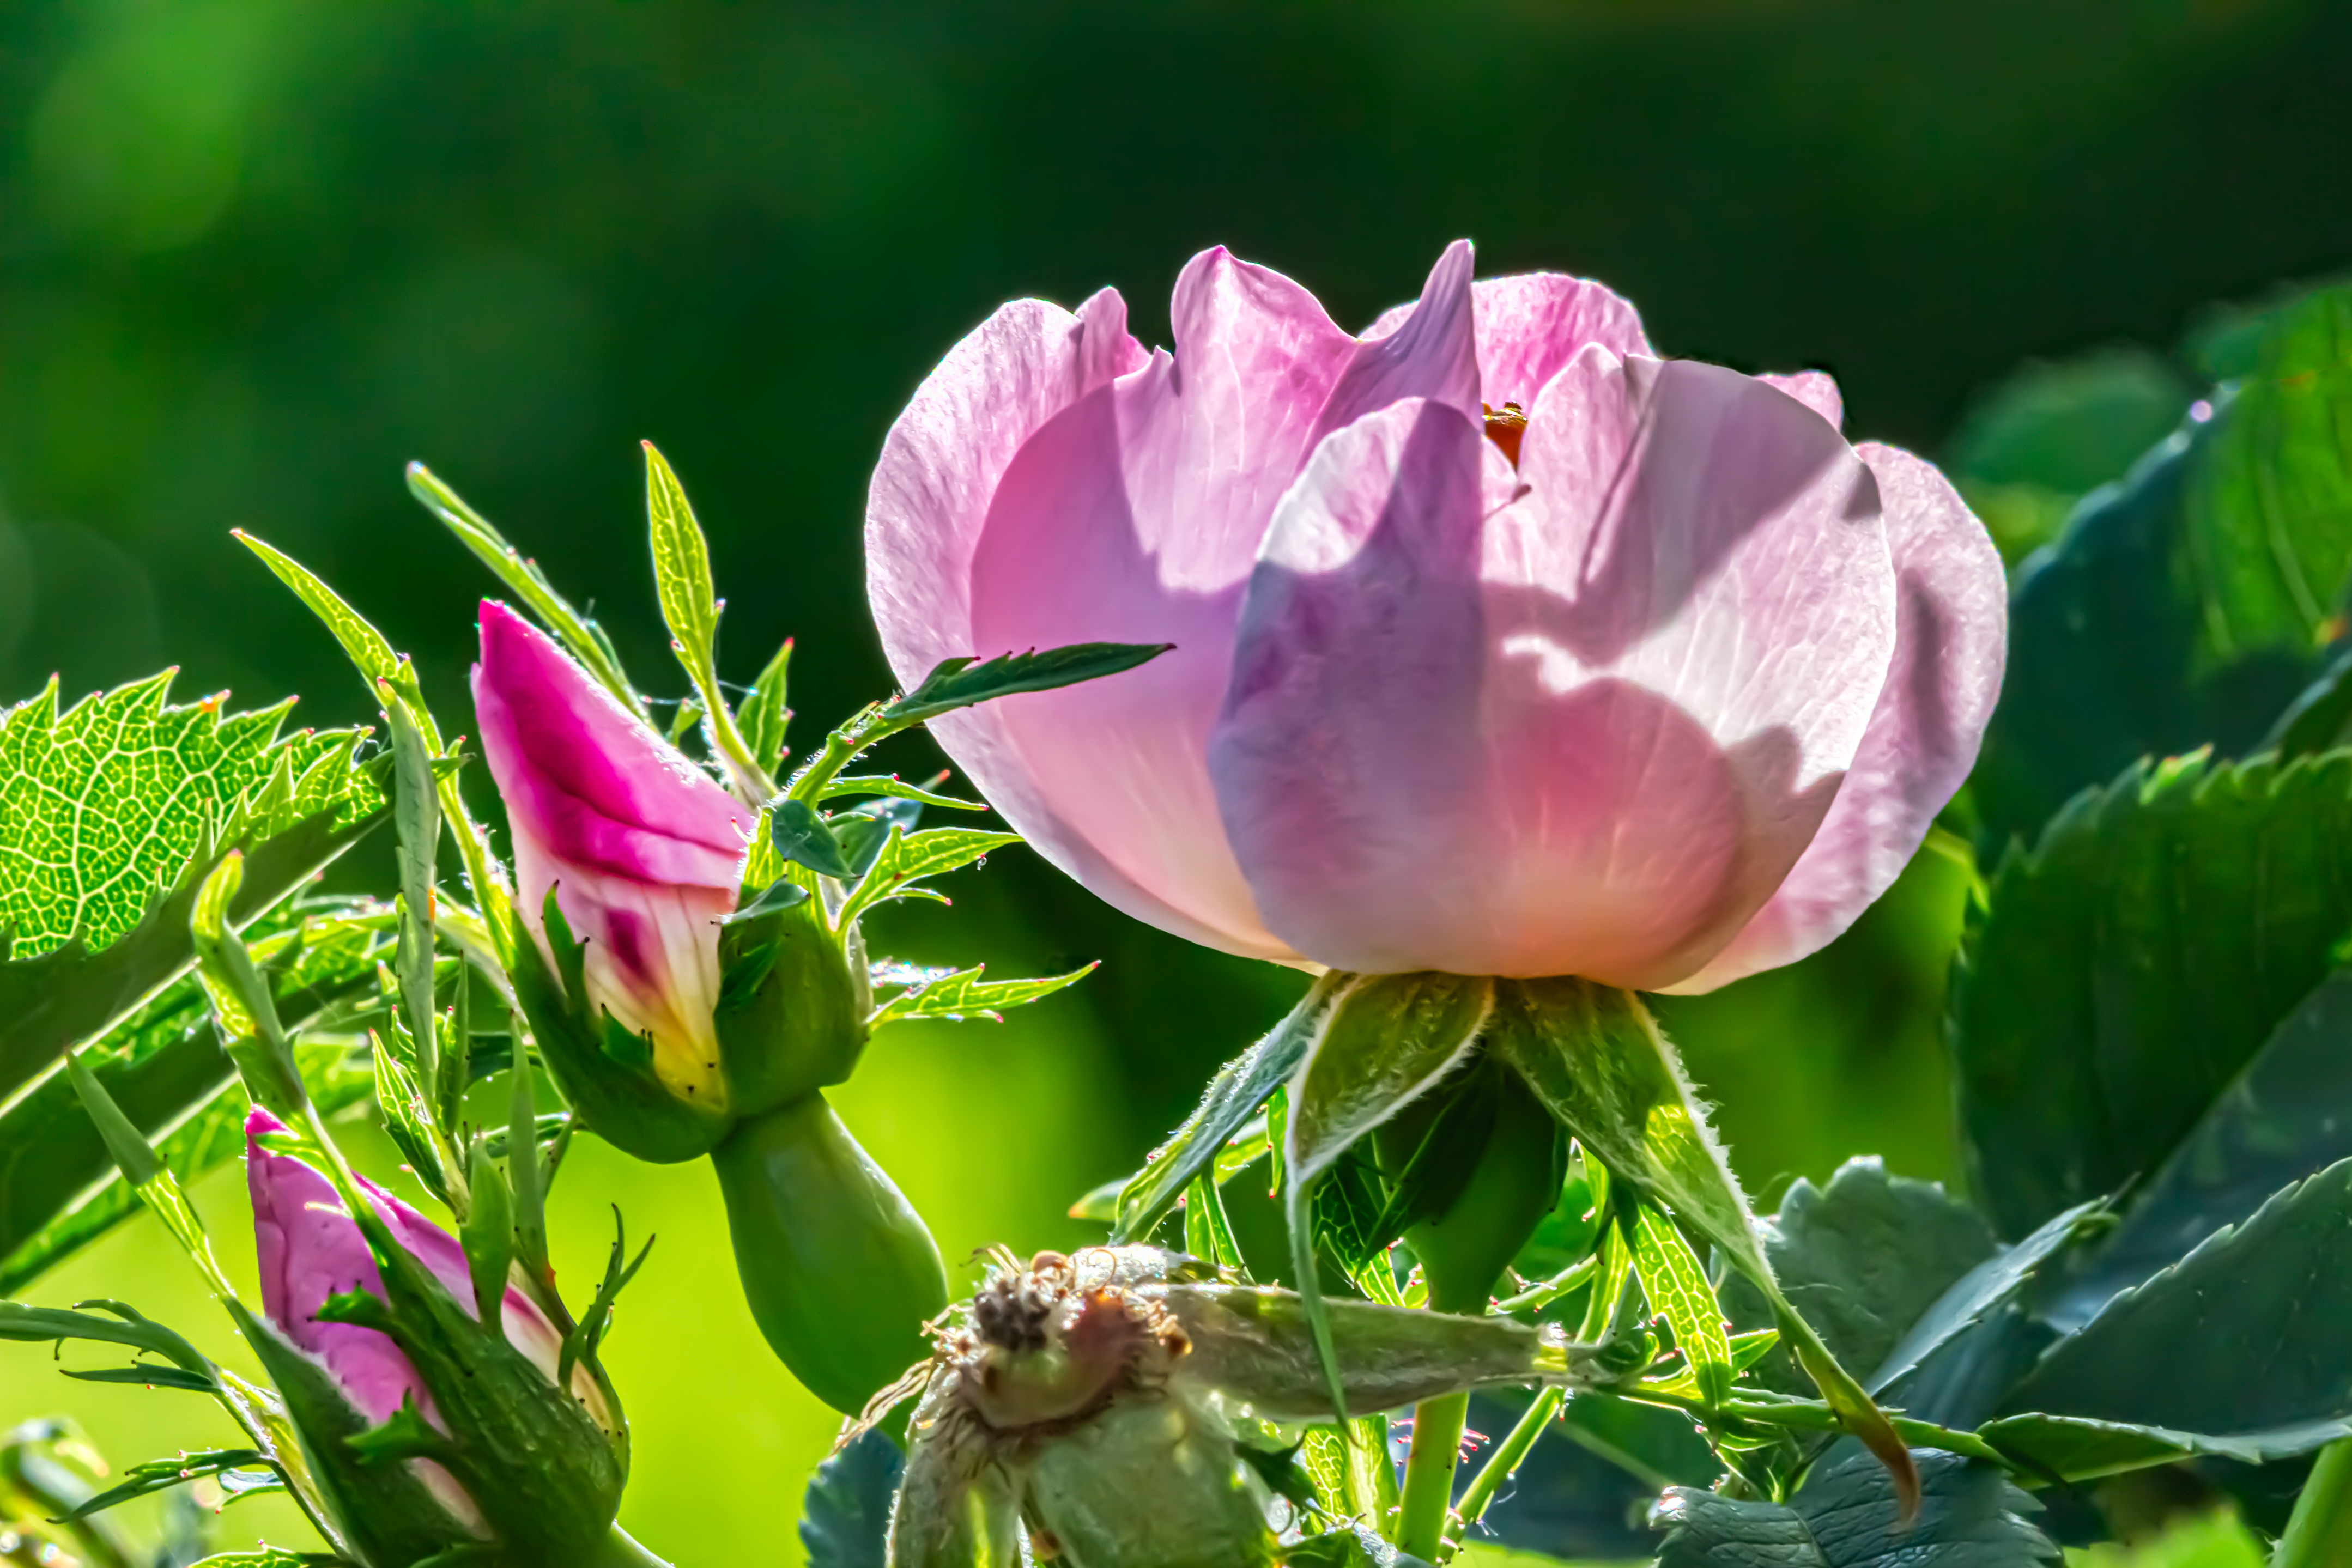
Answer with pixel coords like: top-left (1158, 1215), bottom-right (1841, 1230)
top-left (1628, 1205), bottom-right (1733, 1409)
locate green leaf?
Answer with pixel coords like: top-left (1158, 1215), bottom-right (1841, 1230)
top-left (642, 440), bottom-right (720, 676)
top-left (2183, 282), bottom-right (2352, 671)
top-left (1281, 973), bottom-right (1493, 1418)
top-left (866, 961), bottom-right (1095, 1027)
top-left (1628, 1205), bottom-right (1733, 1409)
top-left (1184, 1174), bottom-right (1246, 1274)
top-left (1977, 1411), bottom-right (2349, 1483)
top-left (58, 1448), bottom-right (269, 1521)
top-left (1973, 284), bottom-right (2352, 848)
top-left (741, 637), bottom-right (795, 781)
top-left (1494, 981), bottom-right (1915, 1512)
top-left (2047, 967), bottom-right (2352, 1332)
top-left (461, 1138), bottom-right (512, 1323)
top-left (818, 773), bottom-right (984, 811)
top-left (1953, 749), bottom-right (2352, 1238)
top-left (0, 673), bottom-right (381, 1098)
top-left (2066, 1511), bottom-right (2268, 1568)
top-left (0, 913), bottom-right (380, 1292)
top-left (1651, 1450), bottom-right (2056, 1567)
top-left (768, 798), bottom-right (854, 880)
top-left (1870, 1198), bottom-right (2101, 1394)
top-left (881, 641), bottom-right (1174, 723)
top-left (798, 1426), bottom-right (901, 1568)
top-left (854, 825), bottom-right (1021, 896)
top-left (1111, 981), bottom-right (1345, 1244)
top-left (2001, 1156), bottom-right (2352, 1445)
top-left (405, 462), bottom-right (644, 718)
top-left (2260, 645), bottom-right (2352, 758)
top-left (1719, 1158), bottom-right (1997, 1397)
top-left (233, 532), bottom-right (401, 689)
top-left (183, 1554), bottom-right (351, 1567)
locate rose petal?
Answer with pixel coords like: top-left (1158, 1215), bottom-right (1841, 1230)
top-left (1366, 271), bottom-right (1653, 410)
top-left (1760, 370), bottom-right (1845, 430)
top-left (1663, 442), bottom-right (2005, 992)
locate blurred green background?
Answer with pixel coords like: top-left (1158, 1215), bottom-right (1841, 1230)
top-left (3, 0), bottom-right (2349, 1558)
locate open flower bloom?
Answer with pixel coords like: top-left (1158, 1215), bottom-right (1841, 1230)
top-left (244, 1108), bottom-right (614, 1518)
top-left (472, 600), bottom-right (750, 1097)
top-left (867, 241), bottom-right (2004, 990)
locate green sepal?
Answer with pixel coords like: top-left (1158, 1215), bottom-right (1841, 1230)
top-left (461, 1138), bottom-right (514, 1326)
top-left (505, 889), bottom-right (730, 1163)
top-left (340, 1198), bottom-right (628, 1563)
top-left (712, 882), bottom-right (865, 1119)
top-left (344, 1395), bottom-right (452, 1467)
top-left (231, 1303), bottom-right (480, 1568)
top-left (1490, 977), bottom-right (1918, 1516)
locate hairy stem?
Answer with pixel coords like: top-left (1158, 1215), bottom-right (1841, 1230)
top-left (1445, 1386), bottom-right (1563, 1554)
top-left (2276, 1437), bottom-right (2352, 1568)
top-left (1396, 1388), bottom-right (1470, 1559)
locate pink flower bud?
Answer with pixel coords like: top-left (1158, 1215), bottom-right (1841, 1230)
top-left (471, 600), bottom-right (750, 1098)
top-left (866, 242), bottom-right (2004, 989)
top-left (244, 1108), bottom-right (613, 1521)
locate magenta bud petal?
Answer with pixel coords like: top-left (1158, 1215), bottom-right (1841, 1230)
top-left (472, 601), bottom-right (749, 1098)
top-left (870, 245), bottom-right (2004, 988)
top-left (244, 1108), bottom-right (614, 1434)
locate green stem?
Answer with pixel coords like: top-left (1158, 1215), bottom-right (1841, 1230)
top-left (1397, 1388), bottom-right (1470, 1560)
top-left (585, 1522), bottom-right (672, 1568)
top-left (2275, 1436), bottom-right (2352, 1568)
top-left (1445, 1386), bottom-right (1564, 1555)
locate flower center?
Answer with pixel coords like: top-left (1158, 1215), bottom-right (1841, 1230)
top-left (1483, 401), bottom-right (1528, 467)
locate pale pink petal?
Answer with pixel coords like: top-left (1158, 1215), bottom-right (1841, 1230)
top-left (1212, 351), bottom-right (1899, 983)
top-left (1367, 271), bottom-right (1652, 411)
top-left (1760, 370), bottom-right (1845, 430)
top-left (1663, 443), bottom-right (2004, 993)
top-left (917, 245), bottom-right (1480, 959)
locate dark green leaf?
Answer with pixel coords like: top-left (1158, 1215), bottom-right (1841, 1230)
top-left (799, 1426), bottom-right (901, 1568)
top-left (832, 797), bottom-right (923, 879)
top-left (1953, 750), bottom-right (2352, 1238)
top-left (1651, 1450), bottom-right (2056, 1567)
top-left (768, 798), bottom-right (853, 879)
top-left (2048, 968), bottom-right (2352, 1332)
top-left (720, 877), bottom-right (810, 926)
top-left (2260, 645), bottom-right (2352, 757)
top-left (2183, 283), bottom-right (2352, 672)
top-left (1977, 1412), bottom-right (2349, 1484)
top-left (882, 641), bottom-right (1174, 722)
top-left (0, 673), bottom-right (382, 1099)
top-left (1719, 1158), bottom-right (1996, 1397)
top-left (2002, 1157), bottom-right (2352, 1443)
top-left (1871, 1198), bottom-right (2100, 1393)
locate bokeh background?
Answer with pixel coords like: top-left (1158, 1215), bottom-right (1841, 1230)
top-left (3, 0), bottom-right (2349, 1559)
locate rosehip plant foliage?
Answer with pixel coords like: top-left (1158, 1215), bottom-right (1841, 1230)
top-left (0, 250), bottom-right (2344, 1568)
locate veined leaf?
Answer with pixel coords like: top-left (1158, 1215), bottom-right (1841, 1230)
top-left (1719, 1158), bottom-right (1998, 1398)
top-left (2001, 1157), bottom-right (2352, 1445)
top-left (867, 962), bottom-right (1095, 1027)
top-left (1977, 1411), bottom-right (2352, 1484)
top-left (1650, 1449), bottom-right (2055, 1567)
top-left (1953, 749), bottom-right (2352, 1238)
top-left (741, 637), bottom-right (794, 781)
top-left (882, 642), bottom-right (1173, 723)
top-left (1628, 1205), bottom-right (1732, 1409)
top-left (817, 774), bottom-right (984, 811)
top-left (0, 673), bottom-right (381, 1100)
top-left (799, 1426), bottom-right (900, 1568)
top-left (642, 441), bottom-right (720, 672)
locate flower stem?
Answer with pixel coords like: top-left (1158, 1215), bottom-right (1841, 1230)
top-left (585, 1523), bottom-right (673, 1568)
top-left (2276, 1437), bottom-right (2352, 1568)
top-left (1444, 1386), bottom-right (1564, 1554)
top-left (1396, 1388), bottom-right (1470, 1560)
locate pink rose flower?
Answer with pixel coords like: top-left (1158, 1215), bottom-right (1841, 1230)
top-left (471, 600), bottom-right (750, 1095)
top-left (866, 241), bottom-right (2003, 990)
